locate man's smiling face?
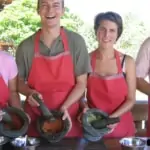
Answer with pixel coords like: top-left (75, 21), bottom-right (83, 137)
top-left (38, 0), bottom-right (64, 28)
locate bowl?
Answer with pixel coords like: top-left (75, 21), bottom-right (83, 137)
top-left (11, 136), bottom-right (40, 150)
top-left (120, 137), bottom-right (146, 150)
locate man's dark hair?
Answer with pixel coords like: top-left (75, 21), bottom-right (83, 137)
top-left (94, 11), bottom-right (123, 40)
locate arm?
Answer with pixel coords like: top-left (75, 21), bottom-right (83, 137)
top-left (78, 52), bottom-right (94, 110)
top-left (137, 78), bottom-right (150, 95)
top-left (60, 34), bottom-right (91, 111)
top-left (8, 75), bottom-right (22, 109)
top-left (136, 38), bottom-right (150, 95)
top-left (18, 77), bottom-right (40, 106)
top-left (110, 56), bottom-right (136, 118)
top-left (18, 77), bottom-right (35, 97)
top-left (6, 55), bottom-right (22, 109)
top-left (16, 43), bottom-right (35, 97)
top-left (61, 74), bottom-right (87, 110)
top-left (16, 43), bottom-right (39, 106)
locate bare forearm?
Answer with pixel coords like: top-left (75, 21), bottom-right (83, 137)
top-left (137, 78), bottom-right (150, 95)
top-left (110, 56), bottom-right (136, 118)
top-left (61, 83), bottom-right (86, 110)
top-left (18, 78), bottom-right (34, 96)
top-left (9, 92), bottom-right (22, 109)
top-left (110, 99), bottom-right (135, 118)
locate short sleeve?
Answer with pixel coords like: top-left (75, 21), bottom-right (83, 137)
top-left (74, 35), bottom-right (92, 76)
top-left (136, 37), bottom-right (150, 78)
top-left (15, 43), bottom-right (26, 79)
top-left (8, 55), bottom-right (18, 80)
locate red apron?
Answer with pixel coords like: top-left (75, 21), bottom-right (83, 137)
top-left (87, 50), bottom-right (135, 138)
top-left (0, 75), bottom-right (9, 108)
top-left (147, 98), bottom-right (150, 136)
top-left (24, 27), bottom-right (82, 137)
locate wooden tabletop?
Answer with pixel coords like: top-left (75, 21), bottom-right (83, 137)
top-left (104, 138), bottom-right (122, 150)
top-left (36, 138), bottom-right (122, 150)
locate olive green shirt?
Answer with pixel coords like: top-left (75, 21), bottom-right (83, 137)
top-left (16, 28), bottom-right (91, 80)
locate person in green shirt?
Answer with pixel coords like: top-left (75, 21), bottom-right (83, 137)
top-left (16, 0), bottom-right (91, 140)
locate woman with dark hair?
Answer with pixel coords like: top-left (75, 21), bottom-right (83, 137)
top-left (82, 11), bottom-right (136, 138)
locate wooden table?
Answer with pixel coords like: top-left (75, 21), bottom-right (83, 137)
top-left (104, 138), bottom-right (122, 150)
top-left (35, 138), bottom-right (123, 150)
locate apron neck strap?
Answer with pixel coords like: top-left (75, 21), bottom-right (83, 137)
top-left (91, 50), bottom-right (97, 70)
top-left (34, 27), bottom-right (69, 54)
top-left (34, 29), bottom-right (41, 53)
top-left (60, 27), bottom-right (69, 51)
top-left (115, 50), bottom-right (122, 74)
top-left (91, 50), bottom-right (122, 74)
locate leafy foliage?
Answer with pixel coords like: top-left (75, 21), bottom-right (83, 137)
top-left (78, 24), bottom-right (97, 52)
top-left (0, 0), bottom-right (40, 45)
top-left (0, 1), bottom-right (150, 59)
top-left (115, 13), bottom-right (150, 58)
top-left (0, 0), bottom-right (83, 46)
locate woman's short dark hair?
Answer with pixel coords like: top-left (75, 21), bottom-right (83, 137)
top-left (94, 11), bottom-right (123, 40)
top-left (37, 0), bottom-right (64, 11)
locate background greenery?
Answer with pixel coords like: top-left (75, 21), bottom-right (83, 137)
top-left (1, 0), bottom-right (150, 59)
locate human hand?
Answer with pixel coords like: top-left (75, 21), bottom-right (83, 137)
top-left (107, 123), bottom-right (118, 133)
top-left (27, 90), bottom-right (42, 107)
top-left (77, 107), bottom-right (89, 123)
top-left (107, 115), bottom-right (119, 133)
top-left (60, 107), bottom-right (72, 131)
